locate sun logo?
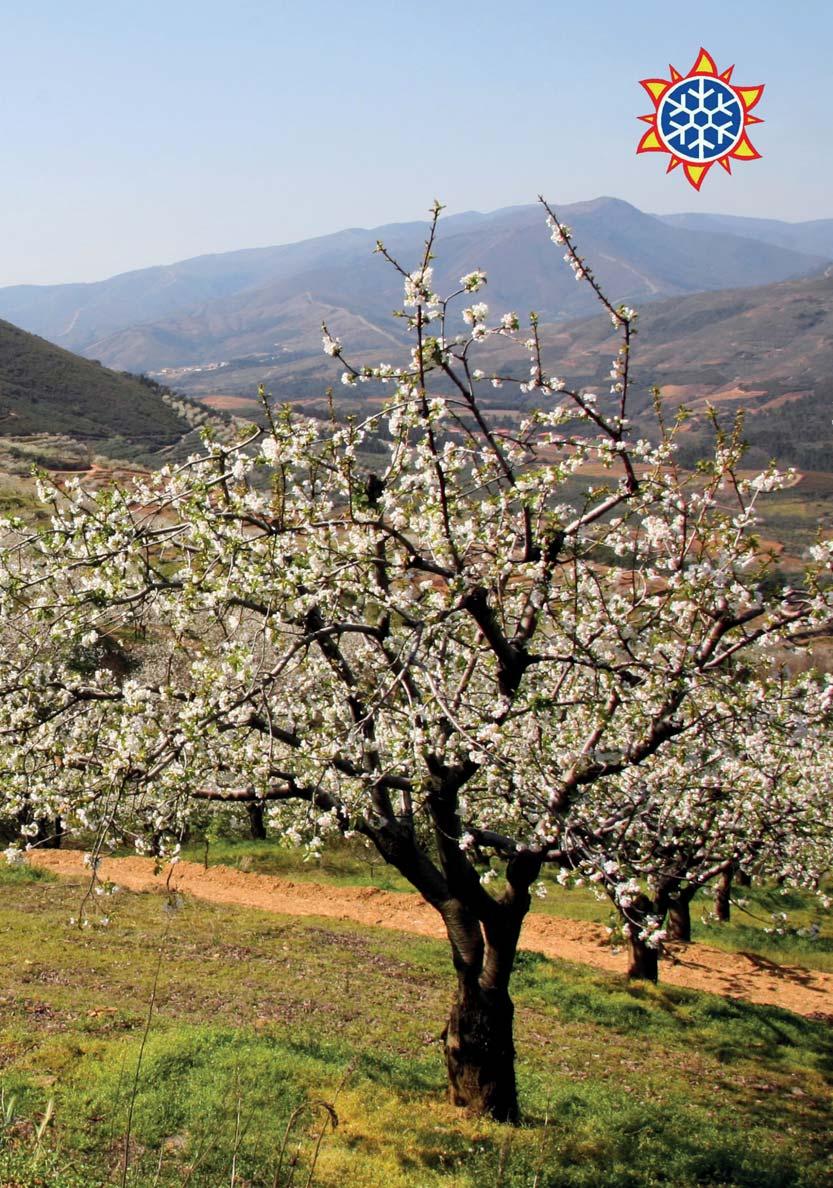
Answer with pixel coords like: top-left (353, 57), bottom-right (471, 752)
top-left (637, 48), bottom-right (764, 191)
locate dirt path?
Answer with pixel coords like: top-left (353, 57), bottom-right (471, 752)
top-left (29, 850), bottom-right (833, 1021)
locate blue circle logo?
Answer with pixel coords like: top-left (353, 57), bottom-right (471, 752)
top-left (657, 77), bottom-right (743, 163)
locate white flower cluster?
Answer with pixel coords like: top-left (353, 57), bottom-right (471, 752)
top-left (462, 302), bottom-right (489, 342)
top-left (614, 879), bottom-right (643, 910)
top-left (612, 304), bottom-right (638, 327)
top-left (565, 253), bottom-right (586, 282)
top-left (403, 266), bottom-right (437, 308)
top-left (545, 215), bottom-right (570, 246)
top-left (638, 917), bottom-right (667, 949)
top-left (460, 270), bottom-right (487, 292)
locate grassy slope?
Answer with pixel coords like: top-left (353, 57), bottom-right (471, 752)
top-left (0, 319), bottom-right (187, 446)
top-left (1, 864), bottom-right (832, 1187)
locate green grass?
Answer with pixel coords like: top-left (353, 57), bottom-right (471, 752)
top-left (181, 834), bottom-right (418, 892)
top-left (1, 864), bottom-right (832, 1186)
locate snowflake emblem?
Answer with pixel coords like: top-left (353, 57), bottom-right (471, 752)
top-left (637, 48), bottom-right (764, 190)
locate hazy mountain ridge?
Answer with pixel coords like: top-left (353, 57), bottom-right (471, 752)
top-left (531, 270), bottom-right (833, 395)
top-left (0, 199), bottom-right (827, 379)
top-left (1, 197), bottom-right (830, 476)
top-left (658, 212), bottom-right (833, 260)
top-left (83, 200), bottom-right (833, 375)
top-left (0, 210), bottom-right (497, 355)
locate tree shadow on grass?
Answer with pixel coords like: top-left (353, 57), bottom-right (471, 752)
top-left (648, 986), bottom-right (833, 1075)
top-left (517, 955), bottom-right (833, 1077)
top-left (275, 1031), bottom-right (443, 1095)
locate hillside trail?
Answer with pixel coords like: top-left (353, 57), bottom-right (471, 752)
top-left (29, 850), bottom-right (833, 1021)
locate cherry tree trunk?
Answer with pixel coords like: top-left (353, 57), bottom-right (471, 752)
top-left (246, 801), bottom-right (267, 840)
top-left (370, 823), bottom-right (532, 1123)
top-left (715, 868), bottom-right (733, 922)
top-left (35, 816), bottom-right (63, 850)
top-left (624, 895), bottom-right (660, 981)
top-left (626, 933), bottom-right (659, 982)
top-left (443, 982), bottom-right (518, 1123)
top-left (667, 897), bottom-right (692, 942)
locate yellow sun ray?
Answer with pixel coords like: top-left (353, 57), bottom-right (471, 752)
top-left (737, 85), bottom-right (765, 110)
top-left (637, 129), bottom-right (663, 152)
top-left (691, 48), bottom-right (718, 75)
top-left (641, 79), bottom-right (669, 103)
top-left (730, 133), bottom-right (761, 160)
top-left (683, 164), bottom-right (709, 190)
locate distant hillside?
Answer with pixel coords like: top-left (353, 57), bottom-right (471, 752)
top-left (659, 212), bottom-right (833, 260)
top-left (523, 270), bottom-right (833, 394)
top-left (0, 198), bottom-right (826, 383)
top-left (202, 269), bottom-right (833, 479)
top-left (471, 270), bottom-right (833, 471)
top-left (0, 319), bottom-right (226, 464)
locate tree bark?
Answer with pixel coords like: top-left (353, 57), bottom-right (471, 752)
top-left (246, 802), bottom-right (267, 840)
top-left (666, 898), bottom-right (692, 943)
top-left (443, 981), bottom-right (518, 1123)
top-left (658, 877), bottom-right (694, 944)
top-left (362, 805), bottom-right (529, 1123)
top-left (35, 816), bottom-right (63, 850)
top-left (715, 867), bottom-right (733, 922)
top-left (624, 895), bottom-right (660, 982)
top-left (436, 892), bottom-right (525, 1123)
top-left (626, 932), bottom-right (659, 982)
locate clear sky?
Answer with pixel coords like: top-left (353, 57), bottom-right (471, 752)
top-left (2, 0), bottom-right (830, 286)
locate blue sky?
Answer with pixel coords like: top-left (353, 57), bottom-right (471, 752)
top-left (2, 0), bottom-right (830, 285)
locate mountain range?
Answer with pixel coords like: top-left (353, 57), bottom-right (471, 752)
top-left (488, 269), bottom-right (833, 395)
top-left (0, 194), bottom-right (831, 480)
top-left (657, 212), bottom-right (833, 259)
top-left (0, 198), bottom-right (829, 392)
